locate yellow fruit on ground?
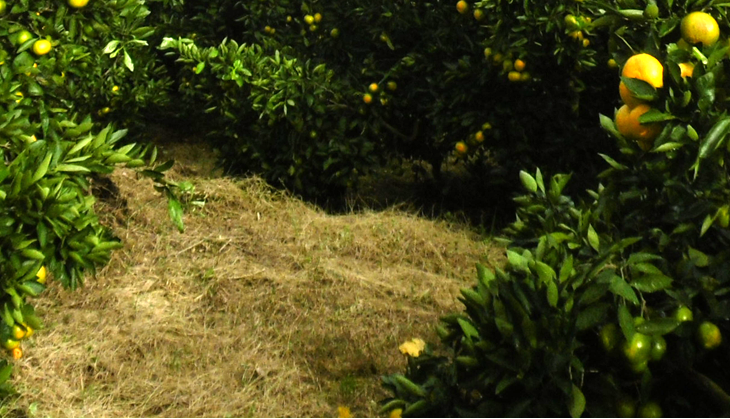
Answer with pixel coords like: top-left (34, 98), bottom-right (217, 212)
top-left (622, 53), bottom-right (664, 88)
top-left (508, 71), bottom-right (521, 82)
top-left (514, 59), bottom-right (526, 72)
top-left (455, 141), bottom-right (468, 154)
top-left (679, 62), bottom-right (694, 78)
top-left (2, 339), bottom-right (19, 350)
top-left (12, 325), bottom-right (25, 341)
top-left (615, 104), bottom-right (662, 146)
top-left (32, 39), bottom-right (52, 56)
top-left (36, 266), bottom-right (47, 284)
top-left (363, 93), bottom-right (373, 104)
top-left (11, 347), bottom-right (22, 360)
top-left (681, 11), bottom-right (720, 47)
top-left (369, 83), bottom-right (379, 93)
top-left (619, 81), bottom-right (645, 108)
top-left (456, 0), bottom-right (469, 14)
top-left (68, 0), bottom-right (90, 8)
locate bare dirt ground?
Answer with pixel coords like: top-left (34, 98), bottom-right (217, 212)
top-left (3, 140), bottom-right (504, 418)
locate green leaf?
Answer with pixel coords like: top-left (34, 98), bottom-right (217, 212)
top-left (618, 303), bottom-right (635, 340)
top-left (631, 274), bottom-right (673, 292)
top-left (598, 153), bottom-right (627, 170)
top-left (476, 263), bottom-right (495, 290)
top-left (167, 197), bottom-right (185, 233)
top-left (0, 363), bottom-right (12, 385)
top-left (102, 40), bottom-right (120, 54)
top-left (688, 247), bottom-right (710, 267)
top-left (701, 214), bottom-right (714, 237)
top-left (609, 275), bottom-right (639, 305)
top-left (569, 384), bottom-right (586, 418)
top-left (507, 250), bottom-right (529, 272)
top-left (576, 303), bottom-right (609, 330)
top-left (31, 153), bottom-right (52, 184)
top-left (547, 280), bottom-right (558, 308)
top-left (496, 375), bottom-right (518, 395)
top-left (587, 225), bottom-right (600, 251)
top-left (635, 318), bottom-right (681, 336)
top-left (559, 254), bottom-right (573, 283)
top-left (519, 170), bottom-right (537, 193)
top-left (54, 164), bottom-right (90, 173)
top-left (621, 77), bottom-right (658, 102)
top-left (123, 50), bottom-right (135, 72)
top-left (638, 109), bottom-right (676, 124)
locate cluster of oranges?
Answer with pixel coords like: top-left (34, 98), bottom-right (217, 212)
top-left (303, 12), bottom-right (323, 32)
top-left (564, 14), bottom-right (593, 48)
top-left (482, 48), bottom-right (530, 82)
top-left (455, 122), bottom-right (492, 157)
top-left (614, 11), bottom-right (718, 151)
top-left (1, 266), bottom-right (45, 360)
top-left (362, 81), bottom-right (397, 106)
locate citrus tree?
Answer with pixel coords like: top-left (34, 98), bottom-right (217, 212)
top-left (382, 1), bottom-right (730, 417)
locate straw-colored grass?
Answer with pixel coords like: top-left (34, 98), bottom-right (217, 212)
top-left (4, 141), bottom-right (504, 417)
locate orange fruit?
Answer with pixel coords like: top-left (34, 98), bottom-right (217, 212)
top-left (608, 58), bottom-right (618, 69)
top-left (456, 1), bottom-right (469, 14)
top-left (681, 12), bottom-right (720, 47)
top-left (14, 30), bottom-right (33, 46)
top-left (68, 0), bottom-right (90, 7)
top-left (619, 81), bottom-right (645, 108)
top-left (2, 339), bottom-right (19, 350)
top-left (330, 28), bottom-right (340, 38)
top-left (455, 142), bottom-right (468, 154)
top-left (569, 31), bottom-right (583, 41)
top-left (11, 325), bottom-right (25, 340)
top-left (475, 131), bottom-right (485, 142)
top-left (473, 9), bottom-right (484, 21)
top-left (304, 15), bottom-right (314, 25)
top-left (483, 47), bottom-right (492, 58)
top-left (507, 71), bottom-right (521, 82)
top-left (638, 401), bottom-right (662, 418)
top-left (514, 59), bottom-right (526, 72)
top-left (675, 306), bottom-right (693, 322)
top-left (582, 38), bottom-right (590, 47)
top-left (368, 83), bottom-right (379, 93)
top-left (10, 347), bottom-right (22, 360)
top-left (622, 53), bottom-right (664, 88)
top-left (679, 62), bottom-right (694, 78)
top-left (313, 13), bottom-right (322, 23)
top-left (32, 39), bottom-right (52, 56)
top-left (616, 104), bottom-right (662, 147)
top-left (363, 93), bottom-right (373, 104)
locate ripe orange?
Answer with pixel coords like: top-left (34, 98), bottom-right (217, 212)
top-left (619, 81), bottom-right (645, 108)
top-left (10, 347), bottom-right (22, 360)
top-left (507, 71), bottom-right (521, 82)
top-left (582, 38), bottom-right (590, 47)
top-left (313, 13), bottom-right (322, 23)
top-left (363, 93), bottom-right (373, 104)
top-left (0, 0), bottom-right (6, 14)
top-left (32, 39), bottom-right (52, 56)
top-left (475, 131), bottom-right (485, 142)
top-left (514, 59), bottom-right (525, 72)
top-left (456, 1), bottom-right (469, 14)
top-left (473, 9), bottom-right (484, 21)
top-left (455, 142), bottom-right (468, 154)
top-left (608, 58), bottom-right (618, 69)
top-left (616, 104), bottom-right (662, 148)
top-left (304, 15), bottom-right (314, 25)
top-left (569, 31), bottom-right (584, 41)
top-left (622, 53), bottom-right (664, 88)
top-left (564, 15), bottom-right (578, 29)
top-left (679, 62), bottom-right (694, 78)
top-left (68, 0), bottom-right (90, 7)
top-left (681, 12), bottom-right (720, 47)
top-left (368, 83), bottom-right (379, 93)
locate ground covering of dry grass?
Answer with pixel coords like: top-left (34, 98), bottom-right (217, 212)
top-left (3, 140), bottom-right (504, 417)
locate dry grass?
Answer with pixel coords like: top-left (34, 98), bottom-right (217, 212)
top-left (4, 141), bottom-right (504, 418)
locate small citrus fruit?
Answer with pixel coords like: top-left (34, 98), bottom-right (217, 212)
top-left (483, 47), bottom-right (492, 58)
top-left (698, 321), bottom-right (722, 349)
top-left (14, 30), bottom-right (33, 46)
top-left (2, 339), bottom-right (19, 350)
top-left (475, 131), bottom-right (484, 142)
top-left (473, 9), bottom-right (484, 21)
top-left (330, 28), bottom-right (340, 38)
top-left (387, 81), bottom-right (397, 91)
top-left (599, 323), bottom-right (621, 353)
top-left (514, 59), bottom-right (525, 72)
top-left (644, 3), bottom-right (659, 19)
top-left (622, 53), bottom-right (664, 88)
top-left (68, 0), bottom-right (90, 7)
top-left (313, 13), bottom-right (322, 23)
top-left (10, 347), bottom-right (22, 360)
top-left (507, 71), bottom-right (521, 82)
top-left (369, 83), bottom-right (379, 93)
top-left (456, 0), bottom-right (469, 14)
top-left (650, 335), bottom-right (667, 361)
top-left (638, 401), bottom-right (662, 418)
top-left (363, 93), bottom-right (373, 104)
top-left (304, 15), bottom-right (314, 25)
top-left (569, 31), bottom-right (583, 41)
top-left (615, 104), bottom-right (662, 146)
top-left (564, 14), bottom-right (578, 29)
top-left (679, 62), bottom-right (694, 78)
top-left (616, 396), bottom-right (637, 418)
top-left (455, 142), bottom-right (468, 154)
top-left (0, 0), bottom-right (6, 14)
top-left (32, 39), bottom-right (52, 56)
top-left (674, 306), bottom-right (693, 322)
top-left (619, 81), bottom-right (645, 108)
top-left (11, 325), bottom-right (25, 341)
top-left (681, 12), bottom-right (720, 47)
top-left (608, 58), bottom-right (618, 69)
top-left (622, 332), bottom-right (652, 364)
